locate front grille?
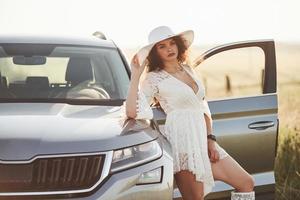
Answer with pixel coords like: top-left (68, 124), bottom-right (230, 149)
top-left (0, 154), bottom-right (106, 193)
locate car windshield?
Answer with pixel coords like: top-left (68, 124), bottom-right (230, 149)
top-left (0, 44), bottom-right (129, 104)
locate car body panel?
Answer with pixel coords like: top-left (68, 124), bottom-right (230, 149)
top-left (0, 34), bottom-right (116, 48)
top-left (0, 103), bottom-right (158, 161)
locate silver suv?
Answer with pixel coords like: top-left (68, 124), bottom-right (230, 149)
top-left (0, 35), bottom-right (278, 200)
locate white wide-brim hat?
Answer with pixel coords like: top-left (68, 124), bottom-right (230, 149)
top-left (135, 26), bottom-right (194, 66)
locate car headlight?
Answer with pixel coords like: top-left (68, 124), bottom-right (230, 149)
top-left (111, 140), bottom-right (162, 173)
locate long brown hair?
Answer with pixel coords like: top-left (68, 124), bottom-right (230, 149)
top-left (146, 35), bottom-right (189, 72)
top-left (145, 35), bottom-right (190, 108)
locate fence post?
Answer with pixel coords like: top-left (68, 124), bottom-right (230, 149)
top-left (261, 69), bottom-right (265, 93)
top-left (226, 75), bottom-right (231, 94)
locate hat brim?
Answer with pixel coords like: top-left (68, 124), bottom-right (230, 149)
top-left (135, 29), bottom-right (194, 66)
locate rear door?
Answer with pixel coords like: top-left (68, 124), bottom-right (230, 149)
top-left (153, 40), bottom-right (278, 199)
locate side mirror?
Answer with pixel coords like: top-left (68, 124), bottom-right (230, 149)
top-left (92, 31), bottom-right (107, 40)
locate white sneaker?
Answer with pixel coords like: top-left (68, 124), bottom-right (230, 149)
top-left (231, 191), bottom-right (255, 200)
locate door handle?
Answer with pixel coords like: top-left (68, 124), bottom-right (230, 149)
top-left (248, 121), bottom-right (275, 130)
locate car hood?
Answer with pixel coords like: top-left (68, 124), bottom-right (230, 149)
top-left (0, 103), bottom-right (157, 161)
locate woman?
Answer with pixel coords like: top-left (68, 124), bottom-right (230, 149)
top-left (125, 26), bottom-right (255, 200)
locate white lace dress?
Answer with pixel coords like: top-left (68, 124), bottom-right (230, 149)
top-left (123, 64), bottom-right (229, 197)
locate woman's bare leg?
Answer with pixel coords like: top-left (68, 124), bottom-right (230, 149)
top-left (211, 155), bottom-right (255, 192)
top-left (174, 170), bottom-right (204, 200)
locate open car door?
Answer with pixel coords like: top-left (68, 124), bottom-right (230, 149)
top-left (153, 40), bottom-right (278, 200)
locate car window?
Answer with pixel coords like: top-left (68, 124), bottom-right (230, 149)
top-left (0, 44), bottom-right (129, 101)
top-left (193, 47), bottom-right (265, 100)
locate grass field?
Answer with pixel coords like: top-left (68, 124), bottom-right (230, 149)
top-left (124, 41), bottom-right (300, 199)
top-left (275, 83), bottom-right (300, 200)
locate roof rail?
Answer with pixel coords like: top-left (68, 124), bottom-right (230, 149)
top-left (92, 31), bottom-right (107, 40)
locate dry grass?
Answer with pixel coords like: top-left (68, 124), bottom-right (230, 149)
top-left (275, 83), bottom-right (300, 200)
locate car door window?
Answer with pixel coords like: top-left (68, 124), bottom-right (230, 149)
top-left (193, 47), bottom-right (265, 99)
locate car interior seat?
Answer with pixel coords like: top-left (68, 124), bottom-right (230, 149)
top-left (0, 73), bottom-right (15, 98)
top-left (65, 57), bottom-right (94, 87)
top-left (25, 76), bottom-right (50, 98)
top-left (1, 76), bottom-right (8, 89)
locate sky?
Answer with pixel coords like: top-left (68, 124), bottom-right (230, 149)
top-left (0, 0), bottom-right (300, 49)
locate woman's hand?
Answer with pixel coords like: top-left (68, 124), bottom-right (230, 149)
top-left (208, 140), bottom-right (220, 163)
top-left (124, 55), bottom-right (148, 119)
top-left (130, 54), bottom-right (148, 79)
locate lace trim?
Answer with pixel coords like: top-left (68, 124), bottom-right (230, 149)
top-left (174, 152), bottom-right (214, 184)
top-left (175, 153), bottom-right (191, 172)
top-left (141, 71), bottom-right (171, 111)
top-left (135, 90), bottom-right (153, 119)
top-left (142, 72), bottom-right (159, 98)
top-left (174, 152), bottom-right (206, 172)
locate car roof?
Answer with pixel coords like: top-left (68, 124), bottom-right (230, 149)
top-left (0, 34), bottom-right (117, 48)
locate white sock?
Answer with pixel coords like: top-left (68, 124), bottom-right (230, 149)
top-left (231, 191), bottom-right (255, 200)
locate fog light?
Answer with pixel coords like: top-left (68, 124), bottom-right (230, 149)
top-left (136, 167), bottom-right (162, 185)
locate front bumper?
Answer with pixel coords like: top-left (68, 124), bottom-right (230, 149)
top-left (78, 152), bottom-right (173, 200)
top-left (0, 147), bottom-right (173, 200)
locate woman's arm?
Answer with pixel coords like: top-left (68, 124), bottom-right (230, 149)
top-left (203, 108), bottom-right (220, 162)
top-left (125, 55), bottom-right (148, 119)
top-left (204, 113), bottom-right (213, 135)
top-left (125, 75), bottom-right (140, 118)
